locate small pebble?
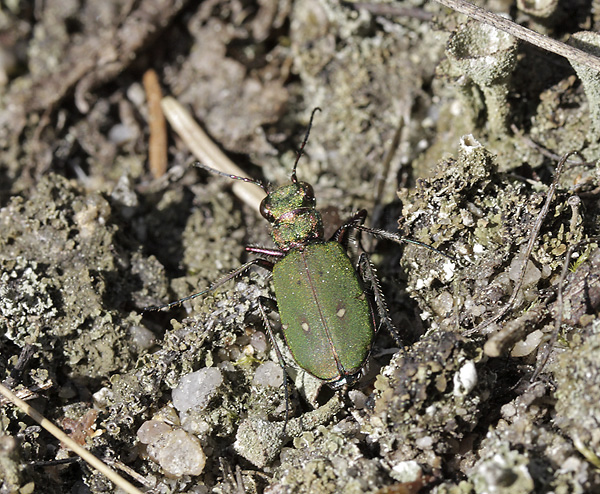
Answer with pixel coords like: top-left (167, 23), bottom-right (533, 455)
top-left (138, 419), bottom-right (206, 477)
top-left (172, 368), bottom-right (223, 413)
top-left (453, 360), bottom-right (478, 396)
top-left (137, 420), bottom-right (172, 445)
top-left (348, 389), bottom-right (367, 409)
top-left (129, 325), bottom-right (156, 352)
top-left (108, 123), bottom-right (137, 145)
top-left (391, 460), bottom-right (422, 483)
top-left (250, 331), bottom-right (268, 353)
top-left (508, 258), bottom-right (541, 286)
top-left (147, 429), bottom-right (206, 477)
top-left (252, 361), bottom-right (284, 388)
top-left (511, 330), bottom-right (543, 357)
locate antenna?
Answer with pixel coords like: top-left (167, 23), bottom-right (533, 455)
top-left (291, 107), bottom-right (321, 184)
top-left (193, 161), bottom-right (268, 193)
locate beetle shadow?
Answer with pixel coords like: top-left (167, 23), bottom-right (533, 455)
top-left (139, 185), bottom-right (198, 279)
top-left (98, 177), bottom-right (201, 330)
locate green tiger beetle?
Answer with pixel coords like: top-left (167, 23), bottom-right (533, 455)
top-left (146, 108), bottom-right (452, 427)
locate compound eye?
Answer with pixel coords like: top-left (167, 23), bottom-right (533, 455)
top-left (260, 198), bottom-right (275, 222)
top-left (302, 183), bottom-right (315, 200)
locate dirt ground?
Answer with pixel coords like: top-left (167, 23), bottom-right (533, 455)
top-left (1, 1), bottom-right (599, 493)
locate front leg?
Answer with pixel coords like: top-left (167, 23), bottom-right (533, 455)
top-left (330, 209), bottom-right (367, 249)
top-left (354, 224), bottom-right (456, 262)
top-left (143, 258), bottom-right (275, 312)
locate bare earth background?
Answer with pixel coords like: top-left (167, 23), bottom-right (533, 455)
top-left (1, 1), bottom-right (599, 493)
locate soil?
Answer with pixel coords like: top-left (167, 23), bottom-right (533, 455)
top-left (0, 1), bottom-right (599, 493)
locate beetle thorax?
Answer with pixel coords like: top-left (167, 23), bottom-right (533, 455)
top-left (260, 182), bottom-right (324, 251)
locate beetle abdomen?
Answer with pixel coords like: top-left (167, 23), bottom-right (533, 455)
top-left (273, 241), bottom-right (374, 384)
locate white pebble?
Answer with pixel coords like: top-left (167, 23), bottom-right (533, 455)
top-left (250, 331), bottom-right (268, 353)
top-left (148, 429), bottom-right (206, 477)
top-left (511, 330), bottom-right (543, 357)
top-left (391, 460), bottom-right (422, 483)
top-left (108, 123), bottom-right (136, 145)
top-left (137, 420), bottom-right (172, 444)
top-left (253, 361), bottom-right (284, 388)
top-left (172, 368), bottom-right (223, 413)
top-left (453, 360), bottom-right (478, 396)
top-left (415, 436), bottom-right (433, 449)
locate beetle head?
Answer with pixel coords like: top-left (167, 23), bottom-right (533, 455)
top-left (260, 181), bottom-right (324, 251)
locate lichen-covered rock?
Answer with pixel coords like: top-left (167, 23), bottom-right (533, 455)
top-left (553, 323), bottom-right (600, 467)
top-left (357, 331), bottom-right (485, 472)
top-left (0, 174), bottom-right (137, 377)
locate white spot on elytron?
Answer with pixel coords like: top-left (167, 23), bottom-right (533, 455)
top-left (336, 308), bottom-right (346, 318)
top-left (301, 322), bottom-right (309, 332)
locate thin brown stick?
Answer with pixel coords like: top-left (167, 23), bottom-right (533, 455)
top-left (432, 0), bottom-right (600, 73)
top-left (143, 69), bottom-right (168, 179)
top-left (2, 345), bottom-right (35, 389)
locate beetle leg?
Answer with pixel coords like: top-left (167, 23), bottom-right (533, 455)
top-left (353, 225), bottom-right (456, 262)
top-left (246, 246), bottom-right (286, 258)
top-left (333, 211), bottom-right (455, 262)
top-left (258, 296), bottom-right (291, 436)
top-left (330, 209), bottom-right (367, 247)
top-left (143, 258), bottom-right (274, 312)
top-left (357, 253), bottom-right (402, 345)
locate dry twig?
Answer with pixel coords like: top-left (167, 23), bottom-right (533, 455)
top-left (161, 96), bottom-right (266, 212)
top-left (143, 69), bottom-right (168, 179)
top-left (0, 383), bottom-right (144, 494)
top-left (432, 0), bottom-right (600, 73)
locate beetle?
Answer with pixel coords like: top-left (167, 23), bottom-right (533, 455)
top-left (146, 108), bottom-right (449, 392)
